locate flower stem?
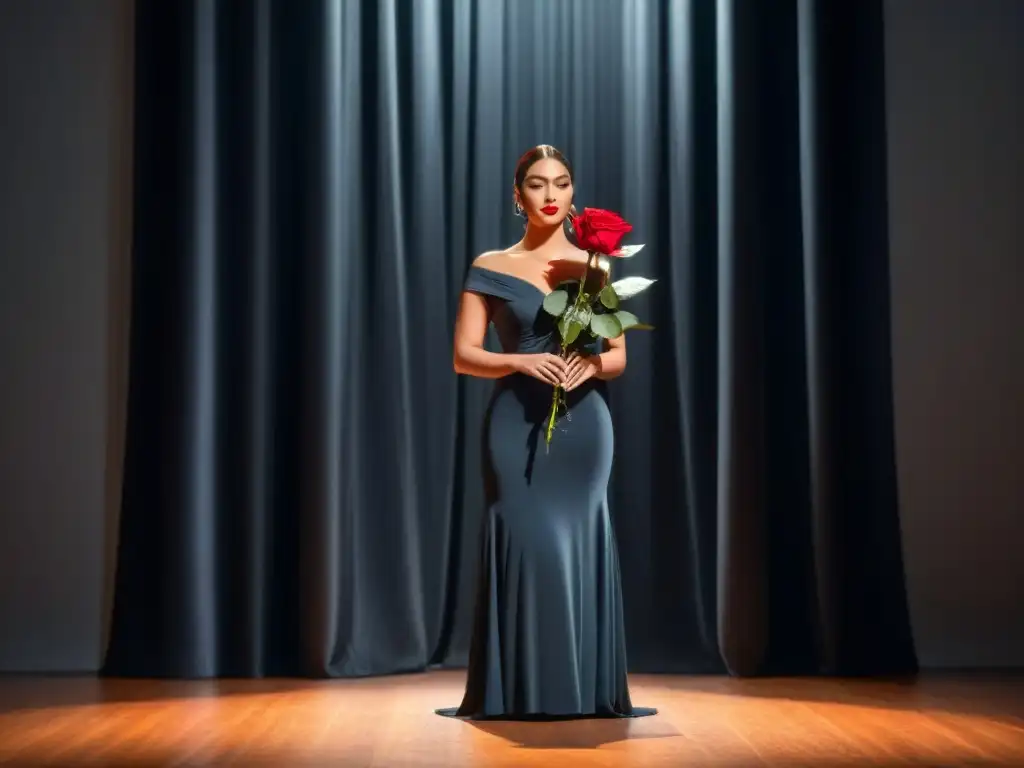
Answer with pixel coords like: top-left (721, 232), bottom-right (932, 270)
top-left (544, 251), bottom-right (597, 449)
top-left (544, 366), bottom-right (562, 449)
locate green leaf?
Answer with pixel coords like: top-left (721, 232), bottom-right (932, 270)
top-left (614, 310), bottom-right (640, 330)
top-left (558, 303), bottom-right (592, 344)
top-left (589, 313), bottom-right (623, 339)
top-left (610, 276), bottom-right (656, 299)
top-left (615, 243), bottom-right (645, 258)
top-left (542, 289), bottom-right (569, 317)
top-left (599, 284), bottom-right (619, 310)
top-left (615, 310), bottom-right (654, 331)
top-left (559, 316), bottom-right (584, 345)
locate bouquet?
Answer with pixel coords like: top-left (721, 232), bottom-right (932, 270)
top-left (541, 207), bottom-right (655, 446)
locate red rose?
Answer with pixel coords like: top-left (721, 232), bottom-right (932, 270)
top-left (571, 207), bottom-right (633, 255)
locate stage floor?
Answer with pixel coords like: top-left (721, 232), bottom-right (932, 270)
top-left (0, 670), bottom-right (1021, 766)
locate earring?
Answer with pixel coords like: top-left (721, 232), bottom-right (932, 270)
top-left (514, 201), bottom-right (524, 217)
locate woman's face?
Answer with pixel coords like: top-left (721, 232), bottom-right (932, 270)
top-left (516, 158), bottom-right (573, 226)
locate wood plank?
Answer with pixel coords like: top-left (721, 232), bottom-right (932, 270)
top-left (0, 671), bottom-right (1020, 766)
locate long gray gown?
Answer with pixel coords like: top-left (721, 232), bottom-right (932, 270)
top-left (436, 265), bottom-right (656, 720)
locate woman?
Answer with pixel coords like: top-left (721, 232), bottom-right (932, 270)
top-left (436, 145), bottom-right (655, 720)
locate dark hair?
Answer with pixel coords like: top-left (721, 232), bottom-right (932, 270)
top-left (513, 144), bottom-right (574, 190)
top-left (512, 144), bottom-right (579, 226)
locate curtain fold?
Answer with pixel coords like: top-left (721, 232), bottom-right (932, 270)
top-left (104, 0), bottom-right (916, 679)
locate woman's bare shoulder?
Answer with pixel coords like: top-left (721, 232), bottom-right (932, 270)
top-left (471, 245), bottom-right (588, 270)
top-left (471, 250), bottom-right (506, 265)
top-left (471, 249), bottom-right (523, 269)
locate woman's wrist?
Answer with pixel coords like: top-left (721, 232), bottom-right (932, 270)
top-left (506, 354), bottom-right (525, 375)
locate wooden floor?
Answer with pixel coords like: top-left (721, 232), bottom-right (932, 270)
top-left (0, 671), bottom-right (1021, 766)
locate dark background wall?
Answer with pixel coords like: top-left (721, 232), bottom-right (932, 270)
top-left (0, 0), bottom-right (132, 671)
top-left (885, 0), bottom-right (1024, 668)
top-left (0, 0), bottom-right (1020, 672)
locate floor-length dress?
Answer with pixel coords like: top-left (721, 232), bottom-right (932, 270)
top-left (436, 265), bottom-right (656, 721)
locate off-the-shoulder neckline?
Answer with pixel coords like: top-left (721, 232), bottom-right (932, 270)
top-left (469, 265), bottom-right (553, 299)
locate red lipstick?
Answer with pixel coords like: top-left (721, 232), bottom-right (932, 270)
top-left (540, 205), bottom-right (559, 215)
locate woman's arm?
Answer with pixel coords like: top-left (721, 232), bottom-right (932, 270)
top-left (452, 291), bottom-right (521, 378)
top-left (595, 333), bottom-right (626, 380)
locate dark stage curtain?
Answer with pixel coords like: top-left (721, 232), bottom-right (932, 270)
top-left (104, 0), bottom-right (917, 679)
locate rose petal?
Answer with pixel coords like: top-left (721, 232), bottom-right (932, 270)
top-left (573, 208), bottom-right (634, 255)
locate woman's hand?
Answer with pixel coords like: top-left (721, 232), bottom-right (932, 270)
top-left (564, 351), bottom-right (602, 391)
top-left (513, 353), bottom-right (568, 386)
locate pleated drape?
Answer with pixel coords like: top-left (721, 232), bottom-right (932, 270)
top-left (104, 0), bottom-right (916, 679)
